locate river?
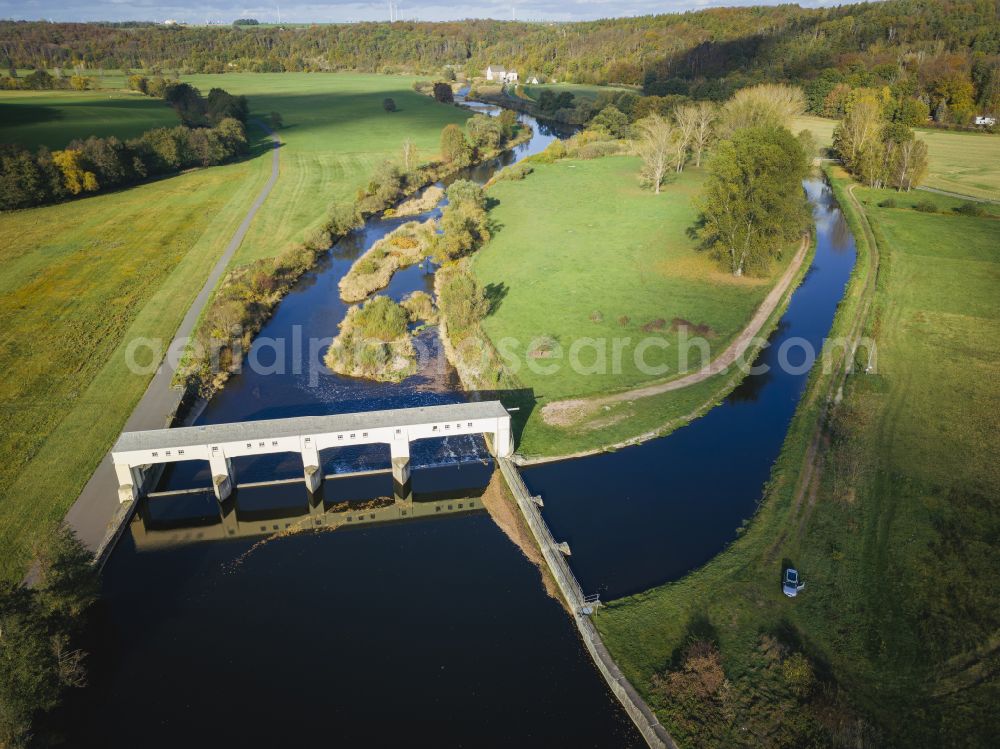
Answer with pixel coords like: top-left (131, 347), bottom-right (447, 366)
top-left (55, 99), bottom-right (856, 746)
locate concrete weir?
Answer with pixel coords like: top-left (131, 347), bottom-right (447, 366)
top-left (111, 402), bottom-right (512, 502)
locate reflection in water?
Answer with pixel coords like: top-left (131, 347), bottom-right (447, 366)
top-left (64, 463), bottom-right (643, 747)
top-left (725, 320), bottom-right (791, 404)
top-left (133, 477), bottom-right (490, 550)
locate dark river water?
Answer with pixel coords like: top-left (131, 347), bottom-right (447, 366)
top-left (56, 98), bottom-right (856, 747)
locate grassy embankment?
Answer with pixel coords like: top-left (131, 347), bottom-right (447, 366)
top-left (0, 73), bottom-right (471, 581)
top-left (595, 167), bottom-right (1000, 747)
top-left (792, 114), bottom-right (1000, 201)
top-left (470, 155), bottom-right (803, 456)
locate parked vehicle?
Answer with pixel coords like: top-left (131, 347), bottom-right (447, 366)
top-left (783, 568), bottom-right (805, 597)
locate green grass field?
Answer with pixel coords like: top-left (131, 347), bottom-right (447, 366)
top-left (473, 156), bottom-right (799, 456)
top-left (595, 171), bottom-right (1000, 746)
top-left (0, 156), bottom-right (271, 581)
top-left (177, 73), bottom-right (471, 262)
top-left (792, 114), bottom-right (1000, 201)
top-left (0, 89), bottom-right (179, 150)
top-left (0, 73), bottom-right (473, 580)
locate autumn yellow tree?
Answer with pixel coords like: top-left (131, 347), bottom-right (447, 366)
top-left (51, 150), bottom-right (98, 194)
top-left (718, 84), bottom-right (805, 138)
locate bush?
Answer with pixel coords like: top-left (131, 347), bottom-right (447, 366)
top-left (391, 235), bottom-right (420, 250)
top-left (401, 290), bottom-right (438, 324)
top-left (438, 265), bottom-right (488, 333)
top-left (353, 295), bottom-right (409, 341)
top-left (574, 140), bottom-right (622, 159)
top-left (954, 201), bottom-right (986, 216)
top-left (914, 200), bottom-right (938, 213)
top-left (432, 81), bottom-right (454, 104)
top-left (303, 227), bottom-right (332, 251)
top-left (537, 139), bottom-right (567, 163)
top-left (877, 197), bottom-right (897, 208)
top-left (494, 162), bottom-right (534, 181)
top-left (326, 201), bottom-right (362, 236)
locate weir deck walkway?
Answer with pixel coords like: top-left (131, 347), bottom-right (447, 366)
top-left (111, 402), bottom-right (512, 503)
top-left (497, 458), bottom-right (676, 749)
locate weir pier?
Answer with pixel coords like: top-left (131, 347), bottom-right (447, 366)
top-left (111, 402), bottom-right (512, 502)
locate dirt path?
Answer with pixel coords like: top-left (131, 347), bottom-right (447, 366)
top-left (541, 235), bottom-right (811, 427)
top-left (63, 121), bottom-right (281, 558)
top-left (777, 181), bottom-right (881, 554)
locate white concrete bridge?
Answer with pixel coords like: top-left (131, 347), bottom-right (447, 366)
top-left (111, 402), bottom-right (512, 503)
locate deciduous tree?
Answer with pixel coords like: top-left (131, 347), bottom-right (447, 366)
top-left (718, 84), bottom-right (805, 139)
top-left (589, 105), bottom-right (629, 139)
top-left (440, 123), bottom-right (469, 164)
top-left (635, 114), bottom-right (676, 193)
top-left (695, 126), bottom-right (809, 276)
top-left (51, 149), bottom-right (98, 194)
top-left (402, 138), bottom-right (417, 171)
top-left (432, 81), bottom-right (454, 104)
top-left (685, 101), bottom-right (716, 167)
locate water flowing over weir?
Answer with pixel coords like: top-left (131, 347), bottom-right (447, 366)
top-left (61, 98), bottom-right (856, 746)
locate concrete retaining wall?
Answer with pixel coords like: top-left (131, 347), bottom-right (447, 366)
top-left (496, 458), bottom-right (676, 749)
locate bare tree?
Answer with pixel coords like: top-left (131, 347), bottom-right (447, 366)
top-left (635, 114), bottom-right (676, 193)
top-left (402, 138), bottom-right (418, 172)
top-left (892, 138), bottom-right (928, 191)
top-left (673, 105), bottom-right (699, 172)
top-left (690, 101), bottom-right (716, 167)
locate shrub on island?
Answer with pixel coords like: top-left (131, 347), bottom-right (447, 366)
top-left (339, 218), bottom-right (436, 302)
top-left (324, 296), bottom-right (418, 382)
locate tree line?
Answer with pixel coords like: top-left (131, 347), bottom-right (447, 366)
top-left (0, 68), bottom-right (97, 90)
top-left (834, 89), bottom-right (930, 190)
top-left (0, 0), bottom-right (996, 122)
top-left (0, 84), bottom-right (250, 211)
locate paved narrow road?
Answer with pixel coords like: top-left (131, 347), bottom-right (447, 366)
top-left (64, 121), bottom-right (281, 555)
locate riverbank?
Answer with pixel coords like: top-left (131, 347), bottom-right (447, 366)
top-left (594, 168), bottom-right (1000, 745)
top-left (174, 120), bottom-right (533, 401)
top-left (444, 154), bottom-right (811, 458)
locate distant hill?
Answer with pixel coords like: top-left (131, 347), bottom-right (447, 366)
top-left (1, 0), bottom-right (997, 121)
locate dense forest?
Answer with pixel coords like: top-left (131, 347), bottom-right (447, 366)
top-left (1, 0), bottom-right (997, 121)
